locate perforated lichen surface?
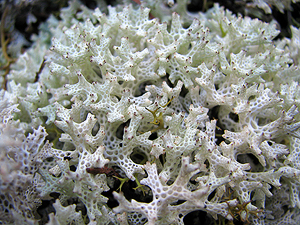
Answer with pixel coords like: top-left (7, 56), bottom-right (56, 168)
top-left (1, 0), bottom-right (300, 224)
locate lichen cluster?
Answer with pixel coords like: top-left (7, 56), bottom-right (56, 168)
top-left (1, 0), bottom-right (300, 224)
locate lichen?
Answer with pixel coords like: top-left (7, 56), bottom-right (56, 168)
top-left (1, 0), bottom-right (300, 224)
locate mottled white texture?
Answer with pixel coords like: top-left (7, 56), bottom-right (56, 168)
top-left (1, 1), bottom-right (300, 224)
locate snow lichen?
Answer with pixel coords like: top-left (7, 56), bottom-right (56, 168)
top-left (1, 0), bottom-right (300, 224)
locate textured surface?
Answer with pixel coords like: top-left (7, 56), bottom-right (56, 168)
top-left (1, 0), bottom-right (300, 224)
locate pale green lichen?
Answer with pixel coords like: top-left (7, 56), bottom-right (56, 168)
top-left (1, 1), bottom-right (300, 224)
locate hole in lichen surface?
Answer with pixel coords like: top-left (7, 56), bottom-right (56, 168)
top-left (116, 119), bottom-right (131, 139)
top-left (208, 189), bottom-right (216, 201)
top-left (70, 165), bottom-right (76, 172)
top-left (237, 153), bottom-right (263, 172)
top-left (170, 199), bottom-right (186, 206)
top-left (215, 122), bottom-right (225, 145)
top-left (163, 73), bottom-right (175, 88)
top-left (42, 116), bottom-right (48, 123)
top-left (122, 179), bottom-right (153, 204)
top-left (229, 112), bottom-right (239, 122)
top-left (237, 153), bottom-right (259, 164)
top-left (130, 148), bottom-right (148, 164)
top-left (92, 121), bottom-right (100, 136)
top-left (102, 179), bottom-right (120, 209)
top-left (183, 210), bottom-right (210, 225)
top-left (45, 126), bottom-right (65, 150)
top-left (258, 117), bottom-right (271, 126)
top-left (46, 157), bottom-right (54, 162)
top-left (159, 154), bottom-right (165, 166)
top-left (250, 191), bottom-right (255, 202)
top-left (53, 172), bottom-right (62, 178)
top-left (187, 179), bottom-right (199, 192)
top-left (37, 195), bottom-right (58, 224)
top-left (64, 155), bottom-right (72, 161)
top-left (208, 105), bottom-right (220, 121)
top-left (148, 132), bottom-right (158, 140)
top-left (179, 83), bottom-right (189, 98)
top-left (214, 83), bottom-right (219, 90)
top-left (135, 81), bottom-right (153, 97)
top-left (248, 95), bottom-right (256, 101)
top-left (204, 159), bottom-right (210, 169)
